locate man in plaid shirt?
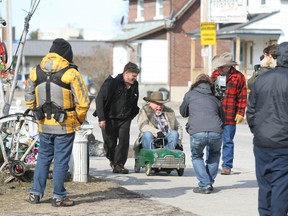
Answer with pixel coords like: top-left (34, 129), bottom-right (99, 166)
top-left (211, 52), bottom-right (247, 175)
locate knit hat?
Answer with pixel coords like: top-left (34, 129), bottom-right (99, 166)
top-left (49, 38), bottom-right (73, 63)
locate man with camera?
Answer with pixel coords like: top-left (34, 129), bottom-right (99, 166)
top-left (25, 38), bottom-right (90, 207)
top-left (211, 52), bottom-right (247, 175)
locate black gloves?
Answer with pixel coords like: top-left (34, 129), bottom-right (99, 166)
top-left (157, 132), bottom-right (165, 138)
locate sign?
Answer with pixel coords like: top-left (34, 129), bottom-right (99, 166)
top-left (200, 22), bottom-right (216, 46)
top-left (211, 0), bottom-right (247, 23)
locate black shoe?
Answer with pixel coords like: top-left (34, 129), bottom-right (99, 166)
top-left (113, 164), bottom-right (129, 174)
top-left (193, 187), bottom-right (212, 194)
top-left (28, 193), bottom-right (40, 204)
top-left (109, 161), bottom-right (115, 169)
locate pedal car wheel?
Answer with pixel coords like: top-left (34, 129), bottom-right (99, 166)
top-left (134, 159), bottom-right (141, 173)
top-left (145, 163), bottom-right (152, 176)
top-left (177, 168), bottom-right (184, 176)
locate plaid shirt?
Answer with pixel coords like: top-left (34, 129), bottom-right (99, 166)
top-left (211, 67), bottom-right (247, 125)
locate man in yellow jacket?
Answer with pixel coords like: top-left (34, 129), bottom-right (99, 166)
top-left (25, 38), bottom-right (90, 207)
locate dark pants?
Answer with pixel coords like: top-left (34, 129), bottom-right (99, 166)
top-left (101, 118), bottom-right (131, 165)
top-left (253, 145), bottom-right (288, 216)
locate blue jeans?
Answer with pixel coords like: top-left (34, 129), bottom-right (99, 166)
top-left (141, 131), bottom-right (179, 149)
top-left (222, 125), bottom-right (236, 169)
top-left (29, 132), bottom-right (75, 200)
top-left (190, 132), bottom-right (222, 188)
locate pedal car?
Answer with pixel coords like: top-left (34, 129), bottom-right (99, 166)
top-left (134, 138), bottom-right (185, 176)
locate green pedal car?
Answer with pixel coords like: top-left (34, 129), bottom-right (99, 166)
top-left (134, 138), bottom-right (186, 176)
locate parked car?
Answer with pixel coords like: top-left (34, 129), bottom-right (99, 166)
top-left (16, 73), bottom-right (28, 90)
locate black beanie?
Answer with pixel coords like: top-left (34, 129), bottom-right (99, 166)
top-left (49, 38), bottom-right (73, 63)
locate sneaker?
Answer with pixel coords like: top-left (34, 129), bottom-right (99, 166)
top-left (51, 197), bottom-right (74, 207)
top-left (113, 164), bottom-right (129, 174)
top-left (28, 193), bottom-right (40, 204)
top-left (193, 187), bottom-right (212, 194)
top-left (221, 168), bottom-right (231, 175)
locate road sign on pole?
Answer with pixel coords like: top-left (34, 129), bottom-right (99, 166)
top-left (200, 22), bottom-right (216, 46)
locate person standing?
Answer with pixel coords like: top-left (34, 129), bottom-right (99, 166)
top-left (180, 74), bottom-right (224, 194)
top-left (247, 44), bottom-right (278, 90)
top-left (25, 38), bottom-right (90, 206)
top-left (96, 62), bottom-right (140, 174)
top-left (136, 91), bottom-right (183, 150)
top-left (211, 52), bottom-right (247, 175)
top-left (246, 42), bottom-right (288, 216)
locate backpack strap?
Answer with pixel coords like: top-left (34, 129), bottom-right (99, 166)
top-left (35, 65), bottom-right (76, 119)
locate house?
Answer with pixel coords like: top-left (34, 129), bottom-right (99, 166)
top-left (110, 0), bottom-right (288, 102)
top-left (109, 0), bottom-right (202, 101)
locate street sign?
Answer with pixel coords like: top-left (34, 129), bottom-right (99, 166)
top-left (200, 22), bottom-right (216, 46)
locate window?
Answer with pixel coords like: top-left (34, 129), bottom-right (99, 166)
top-left (154, 0), bottom-right (163, 19)
top-left (136, 0), bottom-right (144, 22)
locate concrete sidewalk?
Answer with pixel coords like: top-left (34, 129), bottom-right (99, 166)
top-left (87, 101), bottom-right (258, 216)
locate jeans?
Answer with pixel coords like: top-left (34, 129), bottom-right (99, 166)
top-left (29, 132), bottom-right (75, 200)
top-left (254, 145), bottom-right (288, 216)
top-left (141, 130), bottom-right (179, 149)
top-left (190, 132), bottom-right (222, 188)
top-left (221, 125), bottom-right (236, 169)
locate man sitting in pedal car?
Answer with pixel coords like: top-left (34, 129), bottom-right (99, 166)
top-left (137, 91), bottom-right (183, 150)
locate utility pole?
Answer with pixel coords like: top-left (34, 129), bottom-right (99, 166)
top-left (5, 0), bottom-right (12, 66)
top-left (201, 0), bottom-right (212, 75)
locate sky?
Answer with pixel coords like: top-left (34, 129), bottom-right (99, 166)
top-left (0, 0), bottom-right (128, 40)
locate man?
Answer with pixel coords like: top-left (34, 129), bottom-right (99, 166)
top-left (211, 52), bottom-right (247, 175)
top-left (247, 44), bottom-right (278, 90)
top-left (137, 91), bottom-right (182, 150)
top-left (25, 38), bottom-right (90, 207)
top-left (246, 42), bottom-right (288, 216)
top-left (96, 62), bottom-right (140, 174)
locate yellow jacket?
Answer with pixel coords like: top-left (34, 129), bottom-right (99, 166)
top-left (25, 53), bottom-right (90, 134)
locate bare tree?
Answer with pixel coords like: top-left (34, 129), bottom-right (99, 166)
top-left (73, 44), bottom-right (111, 96)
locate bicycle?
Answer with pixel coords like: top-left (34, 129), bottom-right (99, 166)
top-left (0, 109), bottom-right (39, 183)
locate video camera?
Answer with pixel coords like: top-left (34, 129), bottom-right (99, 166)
top-left (214, 75), bottom-right (226, 99)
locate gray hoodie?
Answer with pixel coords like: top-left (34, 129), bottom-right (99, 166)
top-left (179, 83), bottom-right (224, 135)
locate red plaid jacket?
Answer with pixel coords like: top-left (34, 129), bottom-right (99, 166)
top-left (211, 67), bottom-right (247, 125)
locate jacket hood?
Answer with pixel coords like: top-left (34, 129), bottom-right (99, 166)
top-left (276, 42), bottom-right (288, 68)
top-left (40, 53), bottom-right (70, 72)
top-left (193, 83), bottom-right (213, 95)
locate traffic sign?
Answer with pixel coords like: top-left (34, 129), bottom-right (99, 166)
top-left (200, 22), bottom-right (216, 46)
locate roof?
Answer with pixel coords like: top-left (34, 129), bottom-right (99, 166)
top-left (108, 20), bottom-right (168, 42)
top-left (109, 0), bottom-right (197, 43)
top-left (188, 12), bottom-right (282, 39)
top-left (13, 40), bottom-right (111, 57)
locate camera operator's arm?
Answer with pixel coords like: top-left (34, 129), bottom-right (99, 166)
top-left (235, 74), bottom-right (247, 120)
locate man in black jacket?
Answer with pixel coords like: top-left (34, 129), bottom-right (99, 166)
top-left (246, 42), bottom-right (288, 216)
top-left (96, 62), bottom-right (140, 174)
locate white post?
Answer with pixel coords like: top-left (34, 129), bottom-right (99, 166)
top-left (69, 124), bottom-right (93, 182)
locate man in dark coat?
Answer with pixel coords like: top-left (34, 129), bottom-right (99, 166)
top-left (246, 41), bottom-right (288, 216)
top-left (96, 62), bottom-right (140, 174)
